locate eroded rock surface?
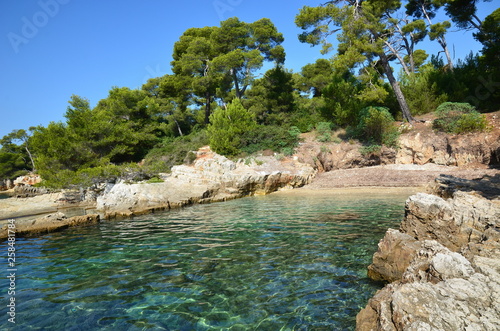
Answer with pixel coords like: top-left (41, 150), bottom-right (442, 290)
top-left (357, 175), bottom-right (500, 331)
top-left (96, 146), bottom-right (316, 218)
top-left (0, 213), bottom-right (100, 239)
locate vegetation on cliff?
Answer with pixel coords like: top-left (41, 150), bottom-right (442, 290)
top-left (1, 1), bottom-right (498, 188)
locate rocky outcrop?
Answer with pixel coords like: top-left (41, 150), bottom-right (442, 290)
top-left (96, 146), bottom-right (316, 219)
top-left (0, 179), bottom-right (13, 191)
top-left (0, 213), bottom-right (100, 239)
top-left (1, 174), bottom-right (42, 193)
top-left (13, 184), bottom-right (51, 198)
top-left (297, 141), bottom-right (396, 172)
top-left (357, 175), bottom-right (500, 330)
top-left (358, 240), bottom-right (500, 331)
top-left (396, 129), bottom-right (500, 167)
top-left (13, 174), bottom-right (42, 186)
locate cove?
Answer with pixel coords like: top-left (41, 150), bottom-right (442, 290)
top-left (0, 188), bottom-right (415, 330)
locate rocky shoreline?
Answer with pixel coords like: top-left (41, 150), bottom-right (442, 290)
top-left (356, 174), bottom-right (500, 330)
top-left (1, 143), bottom-right (499, 329)
top-left (0, 146), bottom-right (317, 239)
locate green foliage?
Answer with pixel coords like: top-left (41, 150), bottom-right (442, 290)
top-left (144, 130), bottom-right (209, 173)
top-left (172, 17), bottom-right (285, 122)
top-left (433, 102), bottom-right (487, 134)
top-left (240, 125), bottom-right (299, 155)
top-left (454, 112), bottom-right (488, 134)
top-left (435, 102), bottom-right (476, 115)
top-left (356, 107), bottom-right (400, 147)
top-left (289, 98), bottom-right (326, 132)
top-left (428, 53), bottom-right (499, 111)
top-left (400, 64), bottom-right (448, 115)
top-left (1, 129), bottom-right (35, 172)
top-left (0, 152), bottom-right (27, 180)
top-left (288, 126), bottom-right (302, 139)
top-left (208, 99), bottom-right (257, 156)
top-left (321, 72), bottom-right (366, 126)
top-left (146, 176), bottom-right (165, 184)
top-left (474, 8), bottom-right (500, 68)
top-left (295, 59), bottom-right (334, 97)
top-left (40, 163), bottom-right (141, 189)
top-left (316, 122), bottom-right (333, 142)
top-left (245, 66), bottom-right (296, 125)
top-left (359, 144), bottom-right (382, 156)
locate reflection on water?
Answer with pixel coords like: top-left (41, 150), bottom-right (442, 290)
top-left (0, 190), bottom-right (412, 330)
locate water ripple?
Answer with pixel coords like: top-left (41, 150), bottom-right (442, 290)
top-left (0, 191), bottom-right (413, 330)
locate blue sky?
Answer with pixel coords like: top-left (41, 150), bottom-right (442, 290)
top-left (0, 0), bottom-right (497, 139)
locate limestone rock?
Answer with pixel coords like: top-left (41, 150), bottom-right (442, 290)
top-left (358, 176), bottom-right (500, 330)
top-left (367, 229), bottom-right (420, 282)
top-left (96, 146), bottom-right (316, 218)
top-left (396, 130), bottom-right (500, 167)
top-left (401, 191), bottom-right (500, 252)
top-left (358, 242), bottom-right (500, 331)
top-left (0, 213), bottom-right (100, 239)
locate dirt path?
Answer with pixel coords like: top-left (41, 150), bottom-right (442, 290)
top-left (304, 164), bottom-right (500, 189)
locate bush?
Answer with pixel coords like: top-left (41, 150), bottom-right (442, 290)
top-left (144, 130), bottom-right (209, 173)
top-left (359, 144), bottom-right (382, 156)
top-left (316, 122), bottom-right (334, 142)
top-left (433, 102), bottom-right (487, 134)
top-left (356, 107), bottom-right (399, 147)
top-left (400, 64), bottom-right (448, 115)
top-left (241, 125), bottom-right (299, 155)
top-left (208, 99), bottom-right (257, 156)
top-left (41, 163), bottom-right (142, 189)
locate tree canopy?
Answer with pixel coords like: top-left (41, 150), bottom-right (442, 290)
top-left (2, 6), bottom-right (498, 188)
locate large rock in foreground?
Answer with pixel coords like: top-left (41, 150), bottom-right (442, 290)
top-left (96, 147), bottom-right (316, 218)
top-left (357, 175), bottom-right (500, 330)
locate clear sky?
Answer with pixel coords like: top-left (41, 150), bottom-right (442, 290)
top-left (0, 0), bottom-right (497, 139)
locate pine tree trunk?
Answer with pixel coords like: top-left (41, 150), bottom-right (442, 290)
top-left (379, 53), bottom-right (415, 123)
top-left (25, 146), bottom-right (36, 172)
top-left (441, 39), bottom-right (454, 71)
top-left (205, 92), bottom-right (211, 124)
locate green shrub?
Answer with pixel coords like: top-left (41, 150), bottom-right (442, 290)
top-left (316, 122), bottom-right (333, 142)
top-left (208, 99), bottom-right (257, 156)
top-left (359, 144), bottom-right (382, 156)
top-left (146, 176), bottom-right (164, 183)
top-left (435, 102), bottom-right (476, 116)
top-left (144, 130), bottom-right (208, 173)
top-left (400, 64), bottom-right (448, 115)
top-left (41, 163), bottom-right (142, 189)
top-left (320, 145), bottom-right (330, 154)
top-left (454, 112), bottom-right (488, 134)
top-left (288, 126), bottom-right (302, 139)
top-left (241, 125), bottom-right (299, 155)
top-left (281, 147), bottom-right (295, 156)
top-left (356, 107), bottom-right (399, 147)
top-left (433, 102), bottom-right (487, 134)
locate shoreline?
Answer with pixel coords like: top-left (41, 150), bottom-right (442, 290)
top-left (1, 164), bottom-right (498, 240)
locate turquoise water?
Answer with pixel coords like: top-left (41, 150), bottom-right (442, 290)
top-left (0, 190), bottom-right (411, 330)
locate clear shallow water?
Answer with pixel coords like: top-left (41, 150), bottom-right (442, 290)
top-left (0, 190), bottom-right (412, 330)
